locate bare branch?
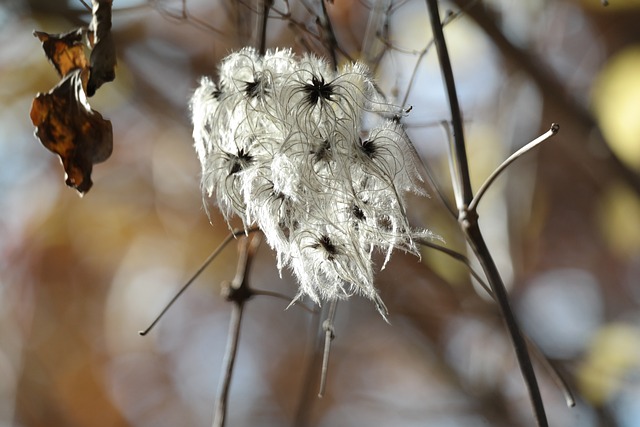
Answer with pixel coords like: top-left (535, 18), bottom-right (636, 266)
top-left (213, 234), bottom-right (262, 427)
top-left (256, 0), bottom-right (273, 55)
top-left (449, 0), bottom-right (640, 195)
top-left (425, 2), bottom-right (473, 210)
top-left (318, 299), bottom-right (338, 398)
top-left (415, 236), bottom-right (575, 408)
top-left (425, 1), bottom-right (548, 425)
top-left (293, 308), bottom-right (322, 427)
top-left (138, 227), bottom-right (258, 336)
top-left (212, 300), bottom-right (244, 427)
top-left (469, 123), bottom-right (560, 213)
top-left (319, 0), bottom-right (338, 70)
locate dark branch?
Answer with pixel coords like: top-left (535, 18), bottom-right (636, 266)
top-left (213, 234), bottom-right (262, 427)
top-left (318, 299), bottom-right (338, 397)
top-left (425, 1), bottom-right (549, 425)
top-left (425, 0), bottom-right (472, 210)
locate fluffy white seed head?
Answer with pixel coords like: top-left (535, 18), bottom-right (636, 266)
top-left (191, 48), bottom-right (432, 315)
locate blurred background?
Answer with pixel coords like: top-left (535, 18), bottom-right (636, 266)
top-left (1, 0), bottom-right (640, 426)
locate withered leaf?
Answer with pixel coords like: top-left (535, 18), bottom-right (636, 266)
top-left (32, 0), bottom-right (116, 194)
top-left (87, 0), bottom-right (116, 96)
top-left (33, 28), bottom-right (87, 77)
top-left (30, 68), bottom-right (113, 195)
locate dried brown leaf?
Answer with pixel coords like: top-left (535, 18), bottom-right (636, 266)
top-left (87, 0), bottom-right (116, 96)
top-left (31, 0), bottom-right (117, 194)
top-left (33, 29), bottom-right (88, 77)
top-left (30, 68), bottom-right (113, 195)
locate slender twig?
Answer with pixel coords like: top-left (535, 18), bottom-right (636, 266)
top-left (400, 10), bottom-right (462, 109)
top-left (151, 0), bottom-right (226, 36)
top-left (415, 237), bottom-right (490, 294)
top-left (318, 299), bottom-right (338, 398)
top-left (319, 0), bottom-right (338, 70)
top-left (402, 125), bottom-right (457, 220)
top-left (78, 0), bottom-right (91, 11)
top-left (269, 6), bottom-right (353, 62)
top-left (450, 0), bottom-right (640, 196)
top-left (213, 235), bottom-right (262, 427)
top-left (526, 337), bottom-right (576, 408)
top-left (455, 120), bottom-right (573, 411)
top-left (138, 227), bottom-right (258, 336)
top-left (251, 289), bottom-right (316, 313)
top-left (293, 307), bottom-right (322, 427)
top-left (401, 45), bottom-right (430, 109)
top-left (469, 123), bottom-right (560, 212)
top-left (414, 237), bottom-right (575, 407)
top-left (362, 0), bottom-right (392, 70)
top-left (462, 228), bottom-right (548, 427)
top-left (423, 152), bottom-right (457, 218)
top-left (436, 121), bottom-right (461, 217)
top-left (213, 301), bottom-right (244, 427)
top-left (256, 0), bottom-right (273, 55)
top-left (425, 1), bottom-right (548, 426)
top-left (425, 2), bottom-right (473, 209)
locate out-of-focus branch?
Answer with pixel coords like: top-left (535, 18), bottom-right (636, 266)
top-left (450, 0), bottom-right (640, 195)
top-left (293, 308), bottom-right (322, 427)
top-left (415, 238), bottom-right (576, 408)
top-left (319, 0), bottom-right (338, 69)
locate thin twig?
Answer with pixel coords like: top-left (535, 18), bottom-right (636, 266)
top-left (362, 0), bottom-right (392, 70)
top-left (526, 336), bottom-right (576, 408)
top-left (150, 0), bottom-right (226, 36)
top-left (269, 6), bottom-right (353, 62)
top-left (400, 9), bottom-right (462, 109)
top-left (437, 121), bottom-right (461, 217)
top-left (415, 237), bottom-right (575, 406)
top-left (318, 299), bottom-right (338, 398)
top-left (293, 306), bottom-right (322, 427)
top-left (138, 227), bottom-right (258, 336)
top-left (256, 0), bottom-right (273, 55)
top-left (425, 1), bottom-right (548, 425)
top-left (401, 45), bottom-right (430, 110)
top-left (425, 3), bottom-right (473, 210)
top-left (251, 289), bottom-right (316, 313)
top-left (468, 123), bottom-right (560, 212)
top-left (463, 228), bottom-right (548, 427)
top-left (78, 0), bottom-right (91, 11)
top-left (449, 0), bottom-right (640, 196)
top-left (415, 237), bottom-right (490, 295)
top-left (213, 301), bottom-right (244, 427)
top-left (213, 234), bottom-right (262, 427)
top-left (319, 0), bottom-right (338, 70)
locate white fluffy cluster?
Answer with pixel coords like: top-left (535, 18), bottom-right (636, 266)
top-left (190, 47), bottom-right (430, 314)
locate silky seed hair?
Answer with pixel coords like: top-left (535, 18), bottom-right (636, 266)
top-left (190, 47), bottom-right (434, 315)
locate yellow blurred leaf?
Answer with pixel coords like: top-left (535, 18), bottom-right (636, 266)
top-left (577, 323), bottom-right (640, 405)
top-left (593, 46), bottom-right (640, 171)
top-left (30, 68), bottom-right (113, 194)
top-left (597, 182), bottom-right (640, 256)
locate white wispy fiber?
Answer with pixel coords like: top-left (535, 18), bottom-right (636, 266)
top-left (190, 47), bottom-right (434, 316)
